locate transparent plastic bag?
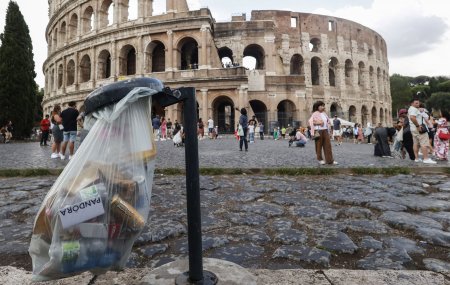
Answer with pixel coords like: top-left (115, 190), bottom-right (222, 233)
top-left (29, 87), bottom-right (157, 281)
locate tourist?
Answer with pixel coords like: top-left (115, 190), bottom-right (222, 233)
top-left (152, 115), bottom-right (161, 141)
top-left (308, 101), bottom-right (337, 165)
top-left (391, 120), bottom-right (405, 159)
top-left (332, 115), bottom-right (342, 146)
top-left (248, 121), bottom-right (255, 143)
top-left (60, 101), bottom-right (79, 160)
top-left (374, 127), bottom-right (396, 157)
top-left (166, 118), bottom-right (173, 139)
top-left (353, 123), bottom-right (359, 144)
top-left (292, 128), bottom-right (307, 147)
top-left (281, 126), bottom-right (286, 139)
top-left (259, 122), bottom-right (264, 140)
top-left (198, 118), bottom-right (204, 139)
top-left (50, 105), bottom-right (63, 159)
top-left (249, 115), bottom-right (258, 126)
top-left (207, 117), bottom-right (214, 139)
top-left (160, 116), bottom-right (167, 141)
top-left (434, 110), bottom-right (450, 161)
top-left (398, 109), bottom-right (415, 160)
top-left (238, 108), bottom-right (248, 151)
top-left (40, 114), bottom-right (51, 146)
top-left (357, 124), bottom-right (364, 144)
top-left (408, 98), bottom-right (436, 164)
top-left (273, 127), bottom-right (279, 140)
top-left (364, 122), bottom-right (373, 144)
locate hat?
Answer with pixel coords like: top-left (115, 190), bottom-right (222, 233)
top-left (398, 109), bottom-right (407, 115)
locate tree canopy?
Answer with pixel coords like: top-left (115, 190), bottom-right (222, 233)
top-left (0, 1), bottom-right (37, 138)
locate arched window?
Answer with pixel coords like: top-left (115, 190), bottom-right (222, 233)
top-left (243, 44), bottom-right (265, 70)
top-left (311, 57), bottom-right (322, 86)
top-left (66, 60), bottom-right (75, 85)
top-left (119, 45), bottom-right (136, 75)
top-left (212, 96), bottom-right (235, 133)
top-left (328, 57), bottom-right (338, 87)
top-left (290, 54), bottom-right (304, 75)
top-left (128, 0), bottom-right (138, 20)
top-left (361, 105), bottom-right (369, 126)
top-left (277, 100), bottom-right (296, 128)
top-left (249, 100), bottom-right (268, 131)
top-left (60, 22), bottom-right (66, 45)
top-left (53, 28), bottom-right (58, 48)
top-left (380, 108), bottom-right (384, 125)
top-left (80, 55), bottom-right (91, 82)
top-left (178, 37), bottom-right (198, 70)
top-left (218, 47), bottom-right (234, 67)
top-left (345, 59), bottom-right (354, 86)
top-left (69, 14), bottom-right (78, 40)
top-left (98, 50), bottom-right (111, 79)
top-left (82, 6), bottom-right (95, 33)
top-left (57, 64), bottom-right (63, 88)
top-left (369, 66), bottom-right (375, 93)
top-left (358, 61), bottom-right (365, 86)
top-left (309, 38), bottom-right (321, 52)
top-left (371, 107), bottom-right (377, 125)
top-left (99, 0), bottom-right (113, 28)
top-left (330, 103), bottom-right (342, 117)
top-left (146, 41), bottom-right (165, 72)
top-left (348, 105), bottom-right (356, 122)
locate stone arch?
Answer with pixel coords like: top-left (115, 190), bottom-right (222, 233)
top-left (328, 57), bottom-right (338, 87)
top-left (290, 54), bottom-right (304, 75)
top-left (99, 0), bottom-right (113, 28)
top-left (249, 100), bottom-right (268, 130)
top-left (309, 37), bottom-right (321, 52)
top-left (361, 105), bottom-right (369, 126)
top-left (212, 96), bottom-right (235, 133)
top-left (53, 28), bottom-right (58, 49)
top-left (377, 67), bottom-right (382, 96)
top-left (146, 41), bottom-right (165, 72)
top-left (66, 60), bottom-right (75, 85)
top-left (82, 6), bottom-right (95, 33)
top-left (57, 64), bottom-right (63, 89)
top-left (48, 34), bottom-right (53, 52)
top-left (358, 61), bottom-right (365, 86)
top-left (311, 56), bottom-right (322, 86)
top-left (119, 44), bottom-right (136, 75)
top-left (60, 21), bottom-right (66, 45)
top-left (177, 37), bottom-right (199, 70)
top-left (98, 49), bottom-right (111, 79)
top-left (371, 106), bottom-right (377, 125)
top-left (345, 59), bottom-right (354, 86)
top-left (80, 54), bottom-right (91, 83)
top-left (348, 105), bottom-right (357, 122)
top-left (218, 47), bottom-right (234, 67)
top-left (174, 101), bottom-right (200, 125)
top-left (380, 107), bottom-right (384, 126)
top-left (277, 100), bottom-right (296, 128)
top-left (69, 13), bottom-right (78, 40)
top-left (330, 102), bottom-right (342, 117)
top-left (243, 44), bottom-right (265, 70)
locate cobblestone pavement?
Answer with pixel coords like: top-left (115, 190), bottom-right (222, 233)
top-left (1, 138), bottom-right (449, 169)
top-left (1, 174), bottom-right (450, 274)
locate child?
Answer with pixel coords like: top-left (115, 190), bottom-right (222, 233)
top-left (248, 121), bottom-right (255, 143)
top-left (273, 127), bottom-right (279, 140)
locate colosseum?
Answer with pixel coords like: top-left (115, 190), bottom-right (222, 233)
top-left (43, 0), bottom-right (392, 133)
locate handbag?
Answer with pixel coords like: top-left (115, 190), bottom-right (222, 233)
top-left (313, 130), bottom-right (321, 141)
top-left (438, 131), bottom-right (450, 140)
top-left (418, 118), bottom-right (427, 134)
top-left (238, 125), bottom-right (244, 136)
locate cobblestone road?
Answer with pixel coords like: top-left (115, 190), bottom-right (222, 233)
top-left (1, 138), bottom-right (449, 169)
top-left (1, 174), bottom-right (450, 273)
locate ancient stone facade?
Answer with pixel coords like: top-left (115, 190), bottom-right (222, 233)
top-left (43, 0), bottom-right (392, 133)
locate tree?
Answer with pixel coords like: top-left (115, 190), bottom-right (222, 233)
top-left (0, 1), bottom-right (37, 138)
top-left (437, 80), bottom-right (450, 93)
top-left (34, 86), bottom-right (44, 123)
top-left (426, 92), bottom-right (450, 113)
top-left (390, 74), bottom-right (412, 114)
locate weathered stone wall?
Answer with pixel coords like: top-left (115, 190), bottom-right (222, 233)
top-left (43, 1), bottom-right (392, 130)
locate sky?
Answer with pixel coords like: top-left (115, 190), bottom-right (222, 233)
top-left (1, 0), bottom-right (449, 88)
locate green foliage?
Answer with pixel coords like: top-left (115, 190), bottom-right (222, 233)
top-left (35, 87), bottom-right (44, 123)
top-left (437, 80), bottom-right (450, 93)
top-left (0, 168), bottom-right (61, 177)
top-left (0, 1), bottom-right (37, 138)
top-left (350, 167), bottom-right (410, 175)
top-left (390, 74), bottom-right (412, 114)
top-left (426, 92), bottom-right (450, 113)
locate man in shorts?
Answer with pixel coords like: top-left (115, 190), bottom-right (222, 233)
top-left (408, 98), bottom-right (436, 164)
top-left (332, 115), bottom-right (342, 145)
top-left (60, 101), bottom-right (79, 160)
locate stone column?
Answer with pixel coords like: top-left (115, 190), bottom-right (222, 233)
top-left (138, 0), bottom-right (145, 19)
top-left (264, 35), bottom-right (276, 75)
top-left (166, 30), bottom-right (173, 71)
top-left (201, 89), bottom-right (208, 122)
top-left (136, 36), bottom-right (143, 75)
top-left (113, 0), bottom-right (120, 26)
top-left (110, 40), bottom-right (117, 78)
top-left (200, 25), bottom-right (209, 69)
top-left (90, 46), bottom-right (96, 86)
top-left (62, 57), bottom-right (67, 93)
top-left (146, 0), bottom-right (154, 17)
top-left (77, 6), bottom-right (82, 40)
top-left (74, 52), bottom-right (79, 89)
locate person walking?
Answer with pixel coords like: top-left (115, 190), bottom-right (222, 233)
top-left (434, 110), bottom-right (450, 161)
top-left (408, 98), bottom-right (436, 164)
top-left (308, 101), bottom-right (337, 165)
top-left (398, 109), bottom-right (415, 160)
top-left (374, 127), bottom-right (396, 157)
top-left (207, 117), bottom-right (214, 139)
top-left (259, 122), bottom-right (264, 140)
top-left (248, 121), bottom-right (255, 143)
top-left (160, 117), bottom-right (167, 141)
top-left (40, 114), bottom-right (51, 146)
top-left (50, 105), bottom-right (63, 159)
top-left (332, 115), bottom-right (342, 145)
top-left (198, 118), bottom-right (205, 139)
top-left (60, 101), bottom-right (79, 160)
top-left (365, 122), bottom-right (373, 144)
top-left (166, 118), bottom-right (173, 139)
top-left (152, 115), bottom-right (161, 141)
top-left (238, 108), bottom-right (248, 151)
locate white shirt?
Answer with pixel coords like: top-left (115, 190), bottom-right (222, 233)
top-left (319, 113), bottom-right (328, 130)
top-left (248, 125), bottom-right (255, 133)
top-left (207, 119), bottom-right (214, 129)
top-left (408, 106), bottom-right (422, 132)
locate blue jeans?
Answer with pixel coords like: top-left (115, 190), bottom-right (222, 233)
top-left (295, 139), bottom-right (306, 147)
top-left (63, 131), bottom-right (77, 142)
top-left (249, 132), bottom-right (255, 142)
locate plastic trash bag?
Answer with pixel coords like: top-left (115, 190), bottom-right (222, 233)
top-left (29, 87), bottom-right (158, 281)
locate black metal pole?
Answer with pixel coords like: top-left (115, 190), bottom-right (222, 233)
top-left (182, 88), bottom-right (203, 282)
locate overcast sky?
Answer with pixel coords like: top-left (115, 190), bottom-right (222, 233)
top-left (1, 0), bottom-right (449, 88)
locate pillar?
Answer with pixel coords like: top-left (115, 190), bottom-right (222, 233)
top-left (201, 89), bottom-right (208, 123)
top-left (166, 30), bottom-right (174, 71)
top-left (264, 35), bottom-right (276, 75)
top-left (199, 25), bottom-right (209, 69)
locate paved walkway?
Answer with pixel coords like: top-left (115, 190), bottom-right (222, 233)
top-left (1, 138), bottom-right (449, 169)
top-left (1, 173), bottom-right (450, 275)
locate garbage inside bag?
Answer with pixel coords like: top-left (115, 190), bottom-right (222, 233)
top-left (29, 86), bottom-right (158, 281)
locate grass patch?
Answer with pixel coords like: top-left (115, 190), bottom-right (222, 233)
top-left (444, 167), bottom-right (450, 174)
top-left (0, 168), bottom-right (61, 177)
top-left (155, 168), bottom-right (184, 175)
top-left (263, 168), bottom-right (338, 176)
top-left (350, 167), bottom-right (410, 175)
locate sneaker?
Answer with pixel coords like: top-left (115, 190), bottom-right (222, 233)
top-left (60, 154), bottom-right (65, 160)
top-left (50, 153), bottom-right (59, 159)
top-left (319, 160), bottom-right (326, 165)
top-left (423, 158), bottom-right (437, 164)
top-left (69, 155), bottom-right (73, 160)
top-left (418, 151), bottom-right (423, 156)
top-left (414, 159), bottom-right (422, 162)
top-left (333, 161), bottom-right (339, 165)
